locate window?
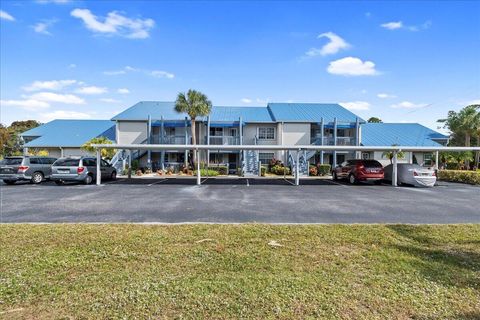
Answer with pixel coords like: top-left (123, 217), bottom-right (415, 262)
top-left (82, 159), bottom-right (96, 166)
top-left (258, 127), bottom-right (275, 140)
top-left (362, 152), bottom-right (370, 160)
top-left (259, 153), bottom-right (275, 165)
top-left (424, 153), bottom-right (433, 166)
top-left (53, 158), bottom-right (80, 166)
top-left (210, 127), bottom-right (223, 136)
top-left (1, 157), bottom-right (23, 165)
top-left (101, 160), bottom-right (110, 167)
top-left (29, 158), bottom-right (41, 164)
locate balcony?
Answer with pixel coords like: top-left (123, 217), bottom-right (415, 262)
top-left (311, 136), bottom-right (356, 146)
top-left (208, 136), bottom-right (240, 145)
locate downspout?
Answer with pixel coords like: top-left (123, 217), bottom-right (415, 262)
top-left (184, 117), bottom-right (188, 167)
top-left (160, 116), bottom-right (165, 171)
top-left (147, 115), bottom-right (152, 169)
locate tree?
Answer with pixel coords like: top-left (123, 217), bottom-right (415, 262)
top-left (0, 120), bottom-right (41, 157)
top-left (382, 145), bottom-right (405, 164)
top-left (367, 117), bottom-right (383, 123)
top-left (81, 137), bottom-right (116, 159)
top-left (174, 89), bottom-right (212, 164)
top-left (438, 104), bottom-right (479, 169)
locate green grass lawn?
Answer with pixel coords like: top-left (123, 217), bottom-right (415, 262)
top-left (1, 225), bottom-right (479, 319)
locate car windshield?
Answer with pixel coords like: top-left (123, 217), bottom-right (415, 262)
top-left (53, 158), bottom-right (80, 166)
top-left (0, 157), bottom-right (23, 165)
top-left (362, 160), bottom-right (382, 168)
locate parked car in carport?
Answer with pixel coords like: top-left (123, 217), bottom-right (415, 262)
top-left (51, 156), bottom-right (117, 185)
top-left (332, 159), bottom-right (384, 184)
top-left (384, 163), bottom-right (436, 187)
top-left (0, 156), bottom-right (57, 185)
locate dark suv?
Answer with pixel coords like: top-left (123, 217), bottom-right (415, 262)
top-left (0, 156), bottom-right (57, 185)
top-left (51, 156), bottom-right (117, 185)
top-left (332, 159), bottom-right (384, 184)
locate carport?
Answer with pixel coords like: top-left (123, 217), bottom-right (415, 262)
top-left (92, 144), bottom-right (480, 187)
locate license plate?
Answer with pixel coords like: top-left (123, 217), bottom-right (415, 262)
top-left (0, 168), bottom-right (12, 173)
top-left (58, 170), bottom-right (69, 174)
top-left (369, 169), bottom-right (379, 173)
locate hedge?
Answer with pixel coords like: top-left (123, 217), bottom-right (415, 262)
top-left (437, 170), bottom-right (480, 185)
top-left (207, 165), bottom-right (228, 175)
top-left (317, 164), bottom-right (331, 176)
top-left (193, 169), bottom-right (219, 176)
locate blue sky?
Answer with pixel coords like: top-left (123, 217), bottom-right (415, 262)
top-left (1, 0), bottom-right (479, 132)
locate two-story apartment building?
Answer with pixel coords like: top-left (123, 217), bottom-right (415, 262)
top-left (21, 101), bottom-right (448, 175)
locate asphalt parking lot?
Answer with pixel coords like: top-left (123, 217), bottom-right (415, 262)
top-left (0, 177), bottom-right (479, 223)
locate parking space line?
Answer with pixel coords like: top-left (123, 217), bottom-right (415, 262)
top-left (147, 179), bottom-right (168, 187)
top-left (324, 179), bottom-right (349, 187)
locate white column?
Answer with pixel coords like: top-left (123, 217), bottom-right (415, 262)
top-left (128, 149), bottom-right (132, 179)
top-left (435, 151), bottom-right (439, 170)
top-left (392, 150), bottom-right (398, 187)
top-left (96, 148), bottom-right (102, 186)
top-left (196, 149), bottom-right (201, 185)
top-left (295, 150), bottom-right (300, 186)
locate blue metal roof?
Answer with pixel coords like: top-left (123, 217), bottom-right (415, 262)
top-left (111, 101), bottom-right (184, 121)
top-left (111, 101), bottom-right (273, 123)
top-left (361, 123), bottom-right (449, 147)
top-left (267, 103), bottom-right (364, 123)
top-left (22, 120), bottom-right (116, 148)
top-left (209, 106), bottom-right (272, 123)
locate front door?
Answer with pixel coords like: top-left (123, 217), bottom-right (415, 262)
top-left (228, 153), bottom-right (238, 174)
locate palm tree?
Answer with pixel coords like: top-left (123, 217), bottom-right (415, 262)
top-left (382, 145), bottom-right (405, 164)
top-left (438, 104), bottom-right (479, 169)
top-left (175, 90), bottom-right (212, 164)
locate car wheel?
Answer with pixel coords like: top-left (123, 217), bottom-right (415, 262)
top-left (349, 174), bottom-right (357, 185)
top-left (110, 171), bottom-right (117, 181)
top-left (31, 172), bottom-right (44, 184)
top-left (3, 180), bottom-right (16, 185)
top-left (84, 174), bottom-right (93, 185)
top-left (332, 172), bottom-right (338, 181)
top-left (54, 180), bottom-right (64, 186)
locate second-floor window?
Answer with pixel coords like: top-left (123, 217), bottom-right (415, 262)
top-left (258, 127), bottom-right (275, 140)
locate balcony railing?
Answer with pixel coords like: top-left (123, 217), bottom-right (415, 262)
top-left (311, 136), bottom-right (356, 146)
top-left (152, 134), bottom-right (190, 144)
top-left (208, 136), bottom-right (240, 145)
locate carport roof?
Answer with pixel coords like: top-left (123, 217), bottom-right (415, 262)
top-left (361, 123), bottom-right (449, 147)
top-left (22, 120), bottom-right (116, 148)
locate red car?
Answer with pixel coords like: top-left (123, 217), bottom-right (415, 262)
top-left (332, 159), bottom-right (384, 184)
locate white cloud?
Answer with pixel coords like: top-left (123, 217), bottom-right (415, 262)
top-left (68, 63), bottom-right (76, 68)
top-left (104, 66), bottom-right (175, 79)
top-left (381, 21), bottom-right (403, 30)
top-left (381, 20), bottom-right (431, 32)
top-left (70, 8), bottom-right (155, 39)
top-left (327, 57), bottom-right (379, 76)
top-left (0, 99), bottom-right (50, 111)
top-left (33, 21), bottom-right (56, 35)
top-left (39, 110), bottom-right (92, 122)
top-left (29, 92), bottom-right (85, 104)
top-left (22, 79), bottom-right (77, 91)
top-left (306, 32), bottom-right (350, 57)
top-left (340, 101), bottom-right (371, 111)
top-left (75, 86), bottom-right (108, 95)
top-left (391, 101), bottom-right (428, 109)
top-left (150, 70), bottom-right (175, 79)
top-left (377, 93), bottom-right (397, 99)
top-left (0, 10), bottom-right (15, 21)
top-left (100, 98), bottom-right (121, 103)
top-left (117, 88), bottom-right (130, 94)
top-left (241, 98), bottom-right (252, 104)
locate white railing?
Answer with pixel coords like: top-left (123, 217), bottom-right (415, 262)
top-left (209, 136), bottom-right (240, 145)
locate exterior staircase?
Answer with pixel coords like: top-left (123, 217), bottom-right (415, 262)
top-left (243, 149), bottom-right (259, 176)
top-left (109, 138), bottom-right (148, 172)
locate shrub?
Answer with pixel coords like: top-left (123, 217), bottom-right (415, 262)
top-left (193, 169), bottom-right (219, 176)
top-left (271, 165), bottom-right (290, 175)
top-left (437, 170), bottom-right (480, 185)
top-left (207, 165), bottom-right (228, 175)
top-left (309, 165), bottom-right (318, 176)
top-left (261, 166), bottom-right (267, 177)
top-left (317, 164), bottom-right (331, 176)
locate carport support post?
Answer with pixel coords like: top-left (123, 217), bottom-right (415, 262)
top-left (392, 150), bottom-right (398, 187)
top-left (96, 148), bottom-right (101, 186)
top-left (294, 151), bottom-right (300, 185)
top-left (128, 149), bottom-right (132, 179)
top-left (196, 149), bottom-right (201, 185)
top-left (435, 151), bottom-right (439, 170)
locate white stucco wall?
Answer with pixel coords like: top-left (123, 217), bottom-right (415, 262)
top-left (117, 121), bottom-right (147, 144)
